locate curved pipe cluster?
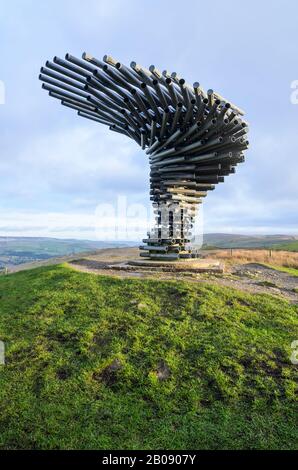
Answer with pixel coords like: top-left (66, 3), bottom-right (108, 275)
top-left (39, 53), bottom-right (249, 259)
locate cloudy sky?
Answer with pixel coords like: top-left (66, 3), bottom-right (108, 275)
top-left (0, 0), bottom-right (297, 240)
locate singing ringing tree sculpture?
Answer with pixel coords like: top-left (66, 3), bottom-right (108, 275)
top-left (39, 53), bottom-right (249, 260)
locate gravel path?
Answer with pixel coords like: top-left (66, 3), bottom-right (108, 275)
top-left (205, 263), bottom-right (298, 304)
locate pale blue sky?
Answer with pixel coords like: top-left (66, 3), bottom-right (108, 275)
top-left (0, 0), bottom-right (297, 239)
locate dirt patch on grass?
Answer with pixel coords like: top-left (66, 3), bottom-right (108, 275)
top-left (156, 361), bottom-right (171, 381)
top-left (92, 359), bottom-right (122, 386)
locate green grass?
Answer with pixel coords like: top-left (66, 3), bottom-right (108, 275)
top-left (256, 280), bottom-right (278, 288)
top-left (264, 264), bottom-right (298, 277)
top-left (0, 265), bottom-right (297, 450)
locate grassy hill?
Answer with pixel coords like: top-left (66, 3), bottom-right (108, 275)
top-left (202, 234), bottom-right (298, 250)
top-left (0, 265), bottom-right (297, 450)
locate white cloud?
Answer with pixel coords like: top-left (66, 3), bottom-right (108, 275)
top-left (2, 121), bottom-right (148, 201)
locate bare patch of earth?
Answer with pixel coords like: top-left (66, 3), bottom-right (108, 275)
top-left (69, 259), bottom-right (298, 304)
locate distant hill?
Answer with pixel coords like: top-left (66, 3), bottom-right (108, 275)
top-left (1, 233), bottom-right (298, 269)
top-left (269, 240), bottom-right (298, 252)
top-left (202, 233), bottom-right (298, 250)
top-left (0, 237), bottom-right (136, 268)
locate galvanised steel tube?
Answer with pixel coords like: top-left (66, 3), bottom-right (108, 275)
top-left (174, 120), bottom-right (200, 147)
top-left (188, 152), bottom-right (233, 164)
top-left (45, 61), bottom-right (86, 83)
top-left (53, 56), bottom-right (92, 78)
top-left (102, 64), bottom-right (135, 93)
top-left (130, 61), bottom-right (154, 87)
top-left (85, 76), bottom-right (124, 107)
top-left (116, 62), bottom-right (143, 87)
top-left (109, 124), bottom-right (129, 136)
top-left (84, 84), bottom-right (123, 113)
top-left (93, 69), bottom-right (131, 101)
top-left (82, 52), bottom-right (106, 69)
top-left (82, 52), bottom-right (105, 69)
top-left (150, 117), bottom-right (157, 146)
top-left (195, 164), bottom-right (222, 173)
top-left (146, 138), bottom-right (162, 155)
top-left (39, 74), bottom-right (89, 98)
top-left (123, 97), bottom-right (147, 128)
top-left (141, 132), bottom-right (146, 150)
top-left (233, 127), bottom-right (248, 139)
top-left (87, 96), bottom-right (127, 126)
top-left (140, 83), bottom-right (161, 121)
top-left (158, 164), bottom-right (197, 173)
top-left (163, 180), bottom-right (214, 189)
top-left (218, 102), bottom-right (231, 119)
top-left (158, 172), bottom-right (196, 180)
top-left (152, 79), bottom-right (171, 108)
top-left (151, 155), bottom-right (188, 167)
top-left (130, 88), bottom-right (151, 121)
top-left (165, 78), bottom-right (179, 106)
top-left (167, 187), bottom-right (207, 196)
top-left (183, 98), bottom-right (196, 126)
top-left (149, 65), bottom-right (164, 81)
top-left (47, 90), bottom-right (95, 112)
top-left (182, 138), bottom-right (236, 157)
top-left (125, 126), bottom-right (141, 145)
top-left (78, 111), bottom-right (112, 126)
top-left (40, 67), bottom-right (85, 89)
top-left (159, 108), bottom-right (170, 139)
top-left (120, 109), bottom-right (141, 135)
top-left (102, 54), bottom-right (118, 66)
top-left (170, 102), bottom-right (183, 132)
top-left (43, 84), bottom-right (90, 105)
top-left (194, 97), bottom-right (208, 123)
top-left (161, 127), bottom-right (183, 149)
top-left (179, 79), bottom-right (191, 108)
top-left (187, 118), bottom-right (217, 143)
top-left (207, 89), bottom-right (214, 107)
top-left (203, 99), bottom-right (221, 125)
top-left (193, 81), bottom-right (203, 100)
top-left (61, 100), bottom-right (109, 120)
top-left (65, 53), bottom-right (99, 74)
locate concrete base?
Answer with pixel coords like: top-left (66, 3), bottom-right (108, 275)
top-left (124, 258), bottom-right (224, 273)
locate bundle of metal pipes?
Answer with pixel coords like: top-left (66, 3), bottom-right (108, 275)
top-left (39, 53), bottom-right (248, 260)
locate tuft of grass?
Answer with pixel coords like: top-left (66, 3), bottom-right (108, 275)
top-left (256, 280), bottom-right (278, 288)
top-left (263, 264), bottom-right (298, 277)
top-left (0, 264), bottom-right (297, 450)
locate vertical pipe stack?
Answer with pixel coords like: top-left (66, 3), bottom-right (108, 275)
top-left (40, 53), bottom-right (249, 260)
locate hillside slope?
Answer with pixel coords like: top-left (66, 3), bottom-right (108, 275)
top-left (202, 233), bottom-right (297, 249)
top-left (0, 237), bottom-right (136, 269)
top-left (270, 241), bottom-right (298, 252)
top-left (0, 265), bottom-right (297, 450)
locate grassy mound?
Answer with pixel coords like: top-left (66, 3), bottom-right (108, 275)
top-left (0, 265), bottom-right (297, 450)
